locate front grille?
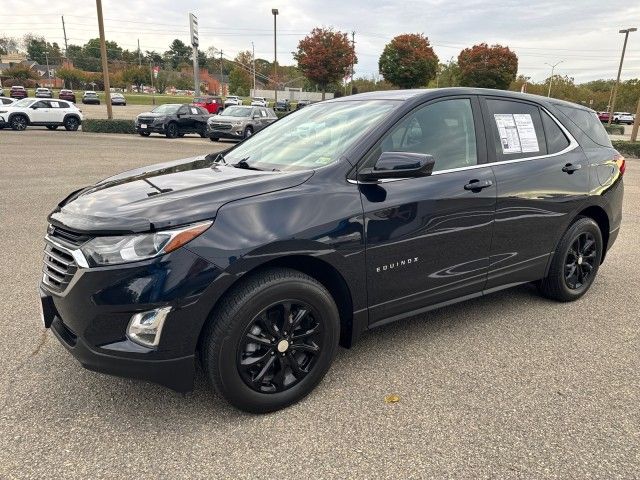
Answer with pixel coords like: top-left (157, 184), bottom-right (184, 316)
top-left (42, 241), bottom-right (78, 293)
top-left (210, 123), bottom-right (232, 130)
top-left (138, 116), bottom-right (156, 124)
top-left (49, 225), bottom-right (92, 248)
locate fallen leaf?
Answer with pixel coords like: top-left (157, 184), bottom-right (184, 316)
top-left (384, 394), bottom-right (400, 404)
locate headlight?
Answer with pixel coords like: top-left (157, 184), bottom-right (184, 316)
top-left (80, 220), bottom-right (212, 266)
top-left (232, 121), bottom-right (242, 127)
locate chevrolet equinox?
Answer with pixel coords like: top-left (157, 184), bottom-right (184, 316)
top-left (40, 88), bottom-right (624, 413)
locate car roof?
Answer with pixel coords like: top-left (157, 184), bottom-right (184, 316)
top-left (328, 87), bottom-right (595, 112)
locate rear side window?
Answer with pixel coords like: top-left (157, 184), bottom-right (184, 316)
top-left (486, 99), bottom-right (547, 161)
top-left (541, 110), bottom-right (570, 153)
top-left (557, 106), bottom-right (612, 147)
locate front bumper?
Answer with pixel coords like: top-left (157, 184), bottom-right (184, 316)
top-left (136, 121), bottom-right (166, 133)
top-left (40, 244), bottom-right (222, 392)
top-left (207, 124), bottom-right (244, 139)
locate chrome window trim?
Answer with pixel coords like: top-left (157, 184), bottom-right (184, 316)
top-left (347, 106), bottom-right (578, 185)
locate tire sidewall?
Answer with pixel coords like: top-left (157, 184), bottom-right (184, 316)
top-left (166, 122), bottom-right (178, 138)
top-left (209, 278), bottom-right (339, 413)
top-left (11, 115), bottom-right (27, 131)
top-left (556, 218), bottom-right (603, 298)
top-left (64, 117), bottom-right (79, 131)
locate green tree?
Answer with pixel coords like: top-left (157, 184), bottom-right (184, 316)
top-left (24, 34), bottom-right (63, 65)
top-left (294, 28), bottom-right (356, 99)
top-left (378, 33), bottom-right (438, 89)
top-left (0, 36), bottom-right (20, 55)
top-left (458, 43), bottom-right (518, 90)
top-left (164, 39), bottom-right (192, 69)
top-left (57, 67), bottom-right (87, 89)
top-left (228, 50), bottom-right (252, 95)
top-left (122, 66), bottom-right (150, 91)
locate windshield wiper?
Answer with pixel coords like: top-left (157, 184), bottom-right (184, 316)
top-left (233, 158), bottom-right (263, 171)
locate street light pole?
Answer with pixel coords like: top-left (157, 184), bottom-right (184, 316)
top-left (545, 60), bottom-right (563, 97)
top-left (252, 41), bottom-right (256, 95)
top-left (608, 27), bottom-right (637, 126)
top-left (272, 8), bottom-right (279, 104)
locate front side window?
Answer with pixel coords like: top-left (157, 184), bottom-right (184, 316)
top-left (224, 100), bottom-right (398, 171)
top-left (365, 98), bottom-right (478, 172)
top-left (486, 99), bottom-right (547, 161)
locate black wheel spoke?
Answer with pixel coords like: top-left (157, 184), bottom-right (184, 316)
top-left (237, 300), bottom-right (323, 394)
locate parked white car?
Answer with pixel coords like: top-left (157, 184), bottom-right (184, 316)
top-left (613, 112), bottom-right (635, 125)
top-left (0, 97), bottom-right (83, 131)
top-left (224, 95), bottom-right (243, 107)
top-left (35, 87), bottom-right (53, 98)
top-left (250, 97), bottom-right (268, 107)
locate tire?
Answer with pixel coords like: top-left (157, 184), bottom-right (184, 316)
top-left (139, 131), bottom-right (150, 137)
top-left (165, 122), bottom-right (178, 138)
top-left (64, 116), bottom-right (79, 131)
top-left (537, 217), bottom-right (603, 302)
top-left (46, 125), bottom-right (58, 130)
top-left (243, 126), bottom-right (253, 139)
top-left (178, 133), bottom-right (185, 138)
top-left (201, 268), bottom-right (340, 413)
top-left (198, 124), bottom-right (207, 138)
top-left (210, 137), bottom-right (220, 142)
top-left (10, 115), bottom-right (28, 131)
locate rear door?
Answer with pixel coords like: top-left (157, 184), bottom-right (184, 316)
top-left (480, 96), bottom-right (589, 289)
top-left (359, 96), bottom-right (497, 324)
top-left (48, 100), bottom-right (67, 123)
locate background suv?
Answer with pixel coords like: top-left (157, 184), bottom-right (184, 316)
top-left (613, 112), bottom-right (634, 124)
top-left (224, 95), bottom-right (243, 107)
top-left (207, 105), bottom-right (277, 141)
top-left (0, 97), bottom-right (82, 131)
top-left (10, 86), bottom-right (27, 99)
top-left (59, 89), bottom-right (77, 103)
top-left (136, 103), bottom-right (210, 138)
top-left (35, 87), bottom-right (53, 98)
top-left (82, 91), bottom-right (100, 104)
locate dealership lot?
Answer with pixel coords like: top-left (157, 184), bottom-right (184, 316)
top-left (0, 131), bottom-right (638, 478)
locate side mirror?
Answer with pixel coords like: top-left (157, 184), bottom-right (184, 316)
top-left (357, 152), bottom-right (435, 182)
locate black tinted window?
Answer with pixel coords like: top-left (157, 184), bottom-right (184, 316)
top-left (370, 98), bottom-right (477, 172)
top-left (541, 110), bottom-right (570, 153)
top-left (486, 99), bottom-right (547, 161)
top-left (557, 106), bottom-right (611, 147)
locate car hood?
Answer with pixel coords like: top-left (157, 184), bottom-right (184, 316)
top-left (49, 155), bottom-right (314, 234)
top-left (137, 111), bottom-right (166, 118)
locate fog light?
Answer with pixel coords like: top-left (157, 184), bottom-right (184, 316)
top-left (126, 307), bottom-right (171, 348)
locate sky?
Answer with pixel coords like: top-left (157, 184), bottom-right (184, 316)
top-left (2, 0), bottom-right (639, 83)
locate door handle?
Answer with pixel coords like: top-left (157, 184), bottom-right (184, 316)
top-left (464, 179), bottom-right (493, 191)
top-left (562, 163), bottom-right (582, 174)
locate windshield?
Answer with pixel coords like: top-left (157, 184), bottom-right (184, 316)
top-left (12, 98), bottom-right (34, 107)
top-left (152, 104), bottom-right (181, 114)
top-left (221, 106), bottom-right (252, 117)
top-left (224, 100), bottom-right (397, 171)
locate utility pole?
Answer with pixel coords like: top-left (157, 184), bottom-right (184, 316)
top-left (350, 31), bottom-right (355, 95)
top-left (631, 97), bottom-right (640, 142)
top-left (545, 60), bottom-right (563, 97)
top-left (61, 16), bottom-right (68, 56)
top-left (137, 39), bottom-right (142, 67)
top-left (608, 27), bottom-right (637, 126)
top-left (272, 8), bottom-right (279, 103)
top-left (95, 0), bottom-right (112, 119)
top-left (219, 50), bottom-right (223, 95)
top-left (149, 62), bottom-right (156, 105)
top-left (44, 49), bottom-right (50, 88)
top-left (252, 41), bottom-right (256, 95)
top-left (189, 13), bottom-right (200, 95)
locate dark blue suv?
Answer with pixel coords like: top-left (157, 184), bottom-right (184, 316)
top-left (40, 88), bottom-right (624, 413)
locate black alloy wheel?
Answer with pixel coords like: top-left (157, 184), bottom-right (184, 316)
top-left (564, 232), bottom-right (597, 290)
top-left (165, 122), bottom-right (178, 138)
top-left (238, 301), bottom-right (323, 393)
top-left (198, 124), bottom-right (207, 138)
top-left (201, 268), bottom-right (340, 413)
top-left (244, 126), bottom-right (253, 139)
top-left (10, 115), bottom-right (27, 131)
top-left (64, 117), bottom-right (79, 131)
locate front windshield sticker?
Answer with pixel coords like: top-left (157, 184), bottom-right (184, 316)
top-left (494, 113), bottom-right (539, 154)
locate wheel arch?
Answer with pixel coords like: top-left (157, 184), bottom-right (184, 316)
top-left (8, 112), bottom-right (30, 124)
top-left (577, 205), bottom-right (610, 263)
top-left (63, 113), bottom-right (81, 123)
top-left (196, 254), bottom-right (356, 354)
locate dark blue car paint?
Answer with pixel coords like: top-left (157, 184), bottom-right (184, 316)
top-left (41, 88), bottom-right (624, 393)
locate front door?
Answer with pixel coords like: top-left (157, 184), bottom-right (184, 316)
top-left (480, 97), bottom-right (590, 289)
top-left (30, 100), bottom-right (52, 123)
top-left (359, 97), bottom-right (497, 325)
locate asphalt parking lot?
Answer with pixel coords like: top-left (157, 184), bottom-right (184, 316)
top-left (0, 130), bottom-right (638, 478)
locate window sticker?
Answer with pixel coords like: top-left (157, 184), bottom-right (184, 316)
top-left (50, 101), bottom-right (59, 108)
top-left (513, 114), bottom-right (539, 153)
top-left (494, 113), bottom-right (540, 154)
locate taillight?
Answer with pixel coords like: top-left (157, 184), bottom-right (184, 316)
top-left (614, 153), bottom-right (626, 176)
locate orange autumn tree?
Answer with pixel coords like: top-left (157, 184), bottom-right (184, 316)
top-left (458, 43), bottom-right (518, 90)
top-left (294, 28), bottom-right (356, 99)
